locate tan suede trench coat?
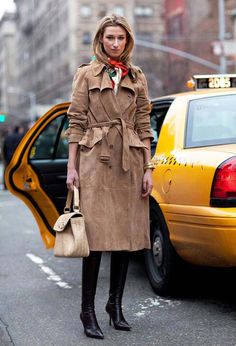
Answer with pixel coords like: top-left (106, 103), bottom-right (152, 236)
top-left (66, 60), bottom-right (153, 251)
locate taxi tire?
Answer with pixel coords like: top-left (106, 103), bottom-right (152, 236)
top-left (144, 202), bottom-right (181, 296)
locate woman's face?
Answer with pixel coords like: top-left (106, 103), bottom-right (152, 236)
top-left (101, 25), bottom-right (127, 60)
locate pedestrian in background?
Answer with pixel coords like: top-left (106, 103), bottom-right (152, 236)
top-left (66, 14), bottom-right (153, 339)
top-left (2, 125), bottom-right (25, 189)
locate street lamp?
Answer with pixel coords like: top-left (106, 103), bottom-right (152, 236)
top-left (218, 0), bottom-right (227, 73)
top-left (7, 87), bottom-right (36, 123)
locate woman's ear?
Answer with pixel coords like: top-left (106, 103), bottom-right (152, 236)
top-left (99, 33), bottom-right (103, 43)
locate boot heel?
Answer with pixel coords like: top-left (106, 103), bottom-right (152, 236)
top-left (106, 304), bottom-right (112, 326)
top-left (106, 301), bottom-right (131, 331)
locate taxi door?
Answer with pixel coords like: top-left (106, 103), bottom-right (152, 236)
top-left (5, 103), bottom-right (70, 248)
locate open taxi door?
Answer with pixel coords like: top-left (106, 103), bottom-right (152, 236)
top-left (5, 103), bottom-right (70, 248)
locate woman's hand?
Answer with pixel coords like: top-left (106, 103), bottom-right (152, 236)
top-left (142, 169), bottom-right (153, 198)
top-left (67, 143), bottom-right (80, 190)
top-left (66, 167), bottom-right (79, 191)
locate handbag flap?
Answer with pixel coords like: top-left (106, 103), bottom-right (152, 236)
top-left (53, 211), bottom-right (83, 232)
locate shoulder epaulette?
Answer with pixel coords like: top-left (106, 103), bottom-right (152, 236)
top-left (78, 62), bottom-right (92, 69)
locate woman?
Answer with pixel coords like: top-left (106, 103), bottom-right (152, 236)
top-left (66, 14), bottom-right (153, 339)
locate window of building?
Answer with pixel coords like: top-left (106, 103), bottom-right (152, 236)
top-left (136, 32), bottom-right (154, 42)
top-left (23, 51), bottom-right (29, 62)
top-left (98, 4), bottom-right (106, 18)
top-left (134, 6), bottom-right (154, 17)
top-left (167, 14), bottom-right (183, 36)
top-left (82, 32), bottom-right (92, 45)
top-left (80, 4), bottom-right (92, 18)
top-left (113, 5), bottom-right (124, 16)
top-left (34, 0), bottom-right (40, 9)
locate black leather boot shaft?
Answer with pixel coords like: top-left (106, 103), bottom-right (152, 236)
top-left (106, 251), bottom-right (131, 331)
top-left (81, 251), bottom-right (104, 339)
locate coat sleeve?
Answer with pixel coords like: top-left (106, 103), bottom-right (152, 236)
top-left (135, 72), bottom-right (154, 141)
top-left (66, 66), bottom-right (89, 143)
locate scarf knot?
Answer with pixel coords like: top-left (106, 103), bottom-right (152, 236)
top-left (106, 58), bottom-right (129, 95)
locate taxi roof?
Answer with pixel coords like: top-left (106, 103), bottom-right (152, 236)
top-left (152, 88), bottom-right (236, 103)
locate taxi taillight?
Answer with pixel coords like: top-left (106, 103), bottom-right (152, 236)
top-left (210, 157), bottom-right (236, 207)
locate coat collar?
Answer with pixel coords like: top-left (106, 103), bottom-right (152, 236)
top-left (120, 75), bottom-right (135, 93)
top-left (92, 60), bottom-right (106, 76)
top-left (92, 60), bottom-right (134, 89)
top-left (89, 60), bottom-right (137, 120)
top-left (91, 60), bottom-right (135, 94)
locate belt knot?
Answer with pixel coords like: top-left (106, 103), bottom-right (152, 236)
top-left (88, 118), bottom-right (133, 171)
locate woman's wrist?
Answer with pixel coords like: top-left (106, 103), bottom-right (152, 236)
top-left (144, 161), bottom-right (155, 171)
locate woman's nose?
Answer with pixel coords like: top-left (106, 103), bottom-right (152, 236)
top-left (113, 39), bottom-right (119, 47)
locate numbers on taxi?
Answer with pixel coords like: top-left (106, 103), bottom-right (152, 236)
top-left (208, 77), bottom-right (231, 89)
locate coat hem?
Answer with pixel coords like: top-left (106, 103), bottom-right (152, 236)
top-left (89, 246), bottom-right (151, 252)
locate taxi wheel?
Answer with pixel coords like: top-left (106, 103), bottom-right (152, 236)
top-left (144, 203), bottom-right (180, 296)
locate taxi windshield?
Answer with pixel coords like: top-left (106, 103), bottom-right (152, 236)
top-left (185, 94), bottom-right (236, 148)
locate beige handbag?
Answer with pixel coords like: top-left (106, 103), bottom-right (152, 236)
top-left (53, 186), bottom-right (89, 257)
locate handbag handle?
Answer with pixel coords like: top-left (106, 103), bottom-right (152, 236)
top-left (64, 186), bottom-right (80, 213)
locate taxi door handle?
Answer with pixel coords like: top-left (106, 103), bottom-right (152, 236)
top-left (23, 175), bottom-right (37, 191)
top-left (57, 175), bottom-right (67, 180)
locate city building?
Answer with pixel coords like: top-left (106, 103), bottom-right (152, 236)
top-left (12, 0), bottom-right (164, 119)
top-left (2, 0), bottom-right (236, 122)
top-left (164, 0), bottom-right (236, 93)
top-left (0, 12), bottom-right (18, 126)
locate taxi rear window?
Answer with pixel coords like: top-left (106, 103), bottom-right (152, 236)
top-left (185, 94), bottom-right (236, 148)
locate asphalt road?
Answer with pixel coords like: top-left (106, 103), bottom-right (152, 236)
top-left (1, 189), bottom-right (236, 346)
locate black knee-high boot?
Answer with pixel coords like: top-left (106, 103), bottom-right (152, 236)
top-left (106, 251), bottom-right (131, 331)
top-left (80, 251), bottom-right (104, 339)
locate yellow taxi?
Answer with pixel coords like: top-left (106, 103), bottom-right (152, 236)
top-left (5, 74), bottom-right (236, 296)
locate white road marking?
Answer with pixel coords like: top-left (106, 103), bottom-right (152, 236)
top-left (23, 229), bottom-right (35, 234)
top-left (0, 200), bottom-right (20, 207)
top-left (134, 297), bottom-right (181, 317)
top-left (26, 253), bottom-right (72, 289)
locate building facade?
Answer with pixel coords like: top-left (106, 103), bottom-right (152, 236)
top-left (13, 0), bottom-right (164, 119)
top-left (1, 0), bottom-right (236, 123)
top-left (0, 12), bottom-right (17, 125)
top-left (164, 0), bottom-right (236, 93)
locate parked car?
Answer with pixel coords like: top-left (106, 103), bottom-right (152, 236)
top-left (5, 74), bottom-right (236, 296)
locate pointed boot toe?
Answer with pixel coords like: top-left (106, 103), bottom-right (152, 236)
top-left (80, 312), bottom-right (104, 339)
top-left (106, 301), bottom-right (131, 331)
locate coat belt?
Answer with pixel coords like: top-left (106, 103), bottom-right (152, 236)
top-left (88, 118), bottom-right (134, 172)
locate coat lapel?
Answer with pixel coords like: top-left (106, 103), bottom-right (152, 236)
top-left (100, 70), bottom-right (121, 120)
top-left (91, 60), bottom-right (135, 119)
top-left (117, 75), bottom-right (136, 115)
top-left (120, 74), bottom-right (135, 93)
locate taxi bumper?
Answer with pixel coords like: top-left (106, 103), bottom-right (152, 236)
top-left (162, 204), bottom-right (236, 267)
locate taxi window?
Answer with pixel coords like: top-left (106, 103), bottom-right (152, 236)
top-left (30, 115), bottom-right (68, 160)
top-left (185, 94), bottom-right (236, 148)
top-left (150, 103), bottom-right (171, 156)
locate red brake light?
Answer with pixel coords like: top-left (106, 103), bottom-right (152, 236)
top-left (211, 157), bottom-right (236, 207)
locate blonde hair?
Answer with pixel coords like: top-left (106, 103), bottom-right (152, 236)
top-left (93, 14), bottom-right (139, 80)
